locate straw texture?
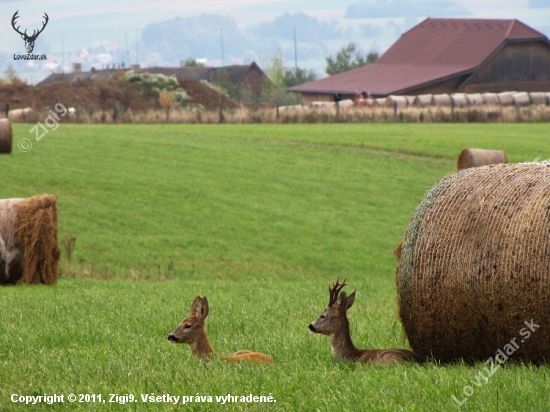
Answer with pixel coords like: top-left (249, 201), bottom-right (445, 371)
top-left (395, 163), bottom-right (550, 363)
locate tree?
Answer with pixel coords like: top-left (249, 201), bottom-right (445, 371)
top-left (180, 58), bottom-right (206, 67)
top-left (281, 67), bottom-right (317, 88)
top-left (262, 50), bottom-right (286, 89)
top-left (260, 50), bottom-right (318, 105)
top-left (325, 42), bottom-right (379, 76)
top-left (3, 63), bottom-right (20, 83)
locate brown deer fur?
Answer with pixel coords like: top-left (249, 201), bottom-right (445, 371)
top-left (167, 296), bottom-right (273, 364)
top-left (309, 279), bottom-right (422, 365)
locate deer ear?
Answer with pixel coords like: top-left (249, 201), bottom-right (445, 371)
top-left (344, 290), bottom-right (356, 311)
top-left (199, 297), bottom-right (209, 319)
top-left (190, 296), bottom-right (201, 314)
top-left (336, 291), bottom-right (348, 310)
top-left (191, 296), bottom-right (209, 320)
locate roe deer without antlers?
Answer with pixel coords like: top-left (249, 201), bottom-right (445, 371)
top-left (167, 296), bottom-right (273, 364)
top-left (308, 278), bottom-right (422, 365)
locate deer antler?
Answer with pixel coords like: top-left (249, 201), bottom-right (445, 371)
top-left (328, 277), bottom-right (347, 306)
top-left (29, 13), bottom-right (49, 40)
top-left (33, 12), bottom-right (50, 37)
top-left (11, 11), bottom-right (49, 40)
top-left (11, 11), bottom-right (25, 37)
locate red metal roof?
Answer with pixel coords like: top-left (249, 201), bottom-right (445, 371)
top-left (289, 18), bottom-right (548, 96)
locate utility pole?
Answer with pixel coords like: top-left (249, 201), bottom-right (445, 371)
top-left (294, 28), bottom-right (299, 104)
top-left (61, 34), bottom-right (64, 74)
top-left (221, 28), bottom-right (225, 66)
top-left (294, 28), bottom-right (298, 75)
top-left (136, 29), bottom-right (139, 66)
top-left (125, 33), bottom-right (130, 67)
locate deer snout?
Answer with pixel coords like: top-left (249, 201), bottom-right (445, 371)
top-left (167, 334), bottom-right (179, 342)
top-left (308, 324), bottom-right (317, 332)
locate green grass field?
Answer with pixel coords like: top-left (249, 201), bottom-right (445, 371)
top-left (1, 123), bottom-right (550, 411)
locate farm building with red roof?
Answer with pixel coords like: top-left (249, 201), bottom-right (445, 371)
top-left (289, 18), bottom-right (550, 104)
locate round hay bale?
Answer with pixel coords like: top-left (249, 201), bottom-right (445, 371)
top-left (497, 91), bottom-right (515, 105)
top-left (481, 93), bottom-right (499, 105)
top-left (0, 119), bottom-right (12, 154)
top-left (457, 148), bottom-right (507, 170)
top-left (465, 93), bottom-right (484, 105)
top-left (385, 95), bottom-right (408, 108)
top-left (395, 163), bottom-right (550, 363)
top-left (450, 93), bottom-right (468, 107)
top-left (432, 94), bottom-right (452, 106)
top-left (414, 94), bottom-right (432, 107)
top-left (396, 163), bottom-right (550, 364)
top-left (405, 96), bottom-right (416, 106)
top-left (529, 92), bottom-right (548, 106)
top-left (0, 194), bottom-right (59, 285)
top-left (513, 92), bottom-right (531, 106)
top-left (373, 98), bottom-right (386, 107)
top-left (339, 99), bottom-right (355, 109)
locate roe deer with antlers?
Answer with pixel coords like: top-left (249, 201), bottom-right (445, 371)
top-left (167, 296), bottom-right (273, 364)
top-left (309, 278), bottom-right (422, 365)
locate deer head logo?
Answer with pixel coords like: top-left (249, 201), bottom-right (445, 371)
top-left (11, 11), bottom-right (49, 54)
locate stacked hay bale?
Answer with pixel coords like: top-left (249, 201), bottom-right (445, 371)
top-left (0, 119), bottom-right (12, 154)
top-left (432, 94), bottom-right (452, 106)
top-left (0, 194), bottom-right (59, 285)
top-left (481, 93), bottom-right (499, 105)
top-left (457, 148), bottom-right (507, 170)
top-left (385, 95), bottom-right (408, 109)
top-left (395, 163), bottom-right (550, 363)
top-left (414, 94), bottom-right (432, 107)
top-left (497, 91), bottom-right (515, 105)
top-left (465, 93), bottom-right (484, 105)
top-left (450, 93), bottom-right (468, 107)
top-left (529, 92), bottom-right (548, 105)
top-left (513, 92), bottom-right (531, 106)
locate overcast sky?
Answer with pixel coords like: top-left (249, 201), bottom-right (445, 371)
top-left (1, 0), bottom-right (550, 82)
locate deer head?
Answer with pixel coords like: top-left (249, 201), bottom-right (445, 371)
top-left (167, 296), bottom-right (209, 345)
top-left (308, 278), bottom-right (356, 336)
top-left (12, 11), bottom-right (49, 54)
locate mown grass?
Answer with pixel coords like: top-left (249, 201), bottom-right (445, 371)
top-left (1, 123), bottom-right (550, 410)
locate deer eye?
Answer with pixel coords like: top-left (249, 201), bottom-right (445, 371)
top-left (320, 315), bottom-right (326, 319)
top-left (184, 324), bottom-right (192, 329)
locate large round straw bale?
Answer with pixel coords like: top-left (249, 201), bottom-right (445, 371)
top-left (0, 119), bottom-right (12, 154)
top-left (513, 92), bottom-right (531, 106)
top-left (457, 148), bottom-right (507, 170)
top-left (405, 96), bottom-right (416, 105)
top-left (385, 95), bottom-right (408, 108)
top-left (497, 91), bottom-right (515, 105)
top-left (0, 194), bottom-right (59, 285)
top-left (414, 94), bottom-right (432, 107)
top-left (395, 163), bottom-right (550, 363)
top-left (373, 98), bottom-right (386, 107)
top-left (339, 99), bottom-right (354, 108)
top-left (450, 93), bottom-right (468, 107)
top-left (432, 94), bottom-right (452, 106)
top-left (466, 93), bottom-right (484, 105)
top-left (529, 92), bottom-right (548, 106)
top-left (481, 93), bottom-right (499, 105)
